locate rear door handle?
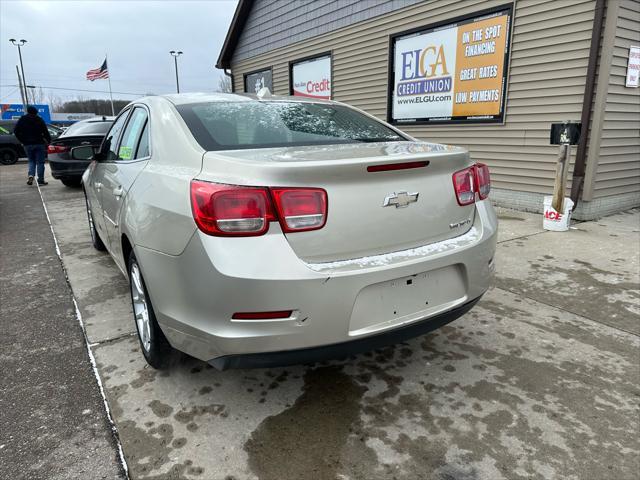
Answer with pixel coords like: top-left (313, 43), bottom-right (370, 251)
top-left (113, 186), bottom-right (123, 198)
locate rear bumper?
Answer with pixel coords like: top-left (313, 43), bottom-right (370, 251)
top-left (49, 158), bottom-right (90, 178)
top-left (209, 295), bottom-right (482, 370)
top-left (135, 200), bottom-right (498, 363)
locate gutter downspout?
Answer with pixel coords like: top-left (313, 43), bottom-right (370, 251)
top-left (224, 68), bottom-right (235, 93)
top-left (570, 0), bottom-right (606, 209)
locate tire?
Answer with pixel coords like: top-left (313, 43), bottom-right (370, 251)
top-left (84, 191), bottom-right (106, 251)
top-left (61, 176), bottom-right (83, 188)
top-left (0, 147), bottom-right (18, 165)
top-left (128, 251), bottom-right (174, 369)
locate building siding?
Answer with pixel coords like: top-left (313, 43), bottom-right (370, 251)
top-left (233, 0), bottom-right (424, 62)
top-left (229, 0), bottom-right (638, 207)
top-left (592, 0), bottom-right (640, 199)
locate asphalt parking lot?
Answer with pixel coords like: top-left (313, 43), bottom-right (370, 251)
top-left (2, 162), bottom-right (639, 480)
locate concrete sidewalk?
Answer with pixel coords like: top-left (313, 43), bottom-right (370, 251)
top-left (4, 161), bottom-right (640, 480)
top-left (0, 165), bottom-right (125, 479)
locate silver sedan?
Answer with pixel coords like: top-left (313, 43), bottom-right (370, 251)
top-left (78, 92), bottom-right (497, 369)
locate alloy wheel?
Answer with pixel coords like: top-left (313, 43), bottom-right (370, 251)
top-left (130, 262), bottom-right (151, 352)
top-left (85, 198), bottom-right (96, 244)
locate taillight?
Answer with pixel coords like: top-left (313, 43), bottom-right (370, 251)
top-left (452, 163), bottom-right (491, 206)
top-left (47, 145), bottom-right (69, 154)
top-left (475, 163), bottom-right (491, 200)
top-left (270, 188), bottom-right (327, 232)
top-left (190, 181), bottom-right (275, 236)
top-left (452, 167), bottom-right (475, 206)
top-left (190, 181), bottom-right (327, 236)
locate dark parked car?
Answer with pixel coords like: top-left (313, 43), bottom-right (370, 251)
top-left (0, 120), bottom-right (62, 165)
top-left (48, 116), bottom-right (114, 187)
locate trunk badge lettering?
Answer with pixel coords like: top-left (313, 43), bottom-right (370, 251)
top-left (449, 218), bottom-right (472, 229)
top-left (383, 191), bottom-right (419, 208)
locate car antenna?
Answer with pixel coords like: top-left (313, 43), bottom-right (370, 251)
top-left (256, 87), bottom-right (272, 99)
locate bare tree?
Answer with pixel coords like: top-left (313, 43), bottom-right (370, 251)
top-left (56, 97), bottom-right (130, 115)
top-left (28, 86), bottom-right (46, 105)
top-left (217, 74), bottom-right (232, 93)
top-left (47, 92), bottom-right (64, 112)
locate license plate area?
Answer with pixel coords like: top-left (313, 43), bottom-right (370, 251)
top-left (348, 265), bottom-right (466, 336)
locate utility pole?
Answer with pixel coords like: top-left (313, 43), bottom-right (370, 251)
top-left (10, 39), bottom-right (29, 105)
top-left (169, 51), bottom-right (183, 93)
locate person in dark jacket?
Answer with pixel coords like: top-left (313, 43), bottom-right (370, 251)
top-left (13, 106), bottom-right (51, 185)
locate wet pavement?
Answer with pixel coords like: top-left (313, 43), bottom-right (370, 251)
top-left (0, 164), bottom-right (125, 479)
top-left (4, 162), bottom-right (639, 480)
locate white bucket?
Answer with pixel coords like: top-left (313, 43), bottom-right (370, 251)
top-left (543, 196), bottom-right (574, 232)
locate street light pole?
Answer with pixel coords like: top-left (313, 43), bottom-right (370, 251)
top-left (169, 50), bottom-right (183, 94)
top-left (15, 65), bottom-right (27, 109)
top-left (9, 39), bottom-right (29, 105)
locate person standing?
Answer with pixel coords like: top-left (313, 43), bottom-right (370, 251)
top-left (13, 106), bottom-right (51, 185)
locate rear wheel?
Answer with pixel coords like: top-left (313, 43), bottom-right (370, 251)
top-left (0, 147), bottom-right (18, 165)
top-left (61, 176), bottom-right (83, 188)
top-left (128, 251), bottom-right (174, 369)
top-left (84, 191), bottom-right (106, 251)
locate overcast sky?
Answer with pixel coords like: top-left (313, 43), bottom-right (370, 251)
top-left (0, 0), bottom-right (238, 106)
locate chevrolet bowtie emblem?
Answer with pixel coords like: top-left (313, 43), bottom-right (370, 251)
top-left (382, 191), bottom-right (419, 208)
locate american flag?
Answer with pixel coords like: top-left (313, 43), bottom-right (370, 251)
top-left (86, 59), bottom-right (109, 81)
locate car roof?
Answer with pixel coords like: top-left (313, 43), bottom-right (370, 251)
top-left (160, 92), bottom-right (336, 106)
top-left (74, 116), bottom-right (115, 124)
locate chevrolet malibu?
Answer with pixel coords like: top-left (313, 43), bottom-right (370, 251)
top-left (49, 116), bottom-right (114, 187)
top-left (77, 92), bottom-right (497, 370)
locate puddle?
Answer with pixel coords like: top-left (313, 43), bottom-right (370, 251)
top-left (245, 366), bottom-right (369, 480)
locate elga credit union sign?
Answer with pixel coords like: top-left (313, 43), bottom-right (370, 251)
top-left (389, 5), bottom-right (513, 124)
top-left (291, 55), bottom-right (331, 99)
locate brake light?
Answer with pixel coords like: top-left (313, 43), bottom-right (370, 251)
top-left (270, 188), bottom-right (327, 232)
top-left (475, 163), bottom-right (491, 200)
top-left (190, 181), bottom-right (275, 236)
top-left (452, 164), bottom-right (492, 205)
top-left (367, 161), bottom-right (429, 172)
top-left (452, 167), bottom-right (475, 206)
top-left (47, 145), bottom-right (69, 154)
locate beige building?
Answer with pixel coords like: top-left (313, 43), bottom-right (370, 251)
top-left (217, 0), bottom-right (640, 219)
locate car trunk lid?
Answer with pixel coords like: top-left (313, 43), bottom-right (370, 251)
top-left (200, 141), bottom-right (475, 263)
top-left (49, 135), bottom-right (105, 159)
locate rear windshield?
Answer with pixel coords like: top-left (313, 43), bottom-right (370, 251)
top-left (62, 121), bottom-right (113, 137)
top-left (177, 101), bottom-right (406, 151)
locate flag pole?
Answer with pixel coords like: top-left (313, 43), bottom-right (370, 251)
top-left (106, 54), bottom-right (115, 116)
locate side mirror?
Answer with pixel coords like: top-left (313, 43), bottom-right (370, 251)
top-left (70, 145), bottom-right (96, 160)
